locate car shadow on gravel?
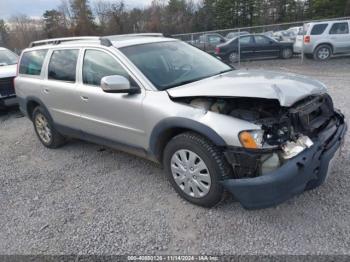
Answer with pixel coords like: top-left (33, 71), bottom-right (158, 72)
top-left (0, 106), bottom-right (23, 122)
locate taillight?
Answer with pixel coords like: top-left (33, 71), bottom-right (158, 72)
top-left (304, 35), bottom-right (310, 43)
top-left (215, 47), bottom-right (220, 54)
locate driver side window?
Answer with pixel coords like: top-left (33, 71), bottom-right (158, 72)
top-left (82, 49), bottom-right (137, 87)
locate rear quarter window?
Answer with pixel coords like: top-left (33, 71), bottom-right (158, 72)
top-left (310, 24), bottom-right (328, 35)
top-left (329, 22), bottom-right (349, 34)
top-left (48, 49), bottom-right (79, 82)
top-left (19, 50), bottom-right (48, 76)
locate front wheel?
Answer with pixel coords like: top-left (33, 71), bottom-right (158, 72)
top-left (163, 132), bottom-right (232, 207)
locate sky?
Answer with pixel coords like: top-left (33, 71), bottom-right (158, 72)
top-left (0, 0), bottom-right (154, 19)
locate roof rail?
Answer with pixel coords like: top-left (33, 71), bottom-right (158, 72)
top-left (107, 33), bottom-right (163, 38)
top-left (29, 36), bottom-right (100, 47)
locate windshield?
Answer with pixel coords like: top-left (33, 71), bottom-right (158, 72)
top-left (0, 49), bottom-right (18, 66)
top-left (120, 41), bottom-right (232, 90)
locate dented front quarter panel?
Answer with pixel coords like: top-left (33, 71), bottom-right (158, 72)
top-left (142, 91), bottom-right (260, 149)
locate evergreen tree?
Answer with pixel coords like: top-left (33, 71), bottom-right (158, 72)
top-left (70, 0), bottom-right (96, 35)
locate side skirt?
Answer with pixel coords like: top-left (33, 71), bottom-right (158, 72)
top-left (55, 124), bottom-right (158, 163)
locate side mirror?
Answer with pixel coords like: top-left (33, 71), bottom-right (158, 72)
top-left (101, 75), bottom-right (139, 94)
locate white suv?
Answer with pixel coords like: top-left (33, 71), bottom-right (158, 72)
top-left (294, 20), bottom-right (350, 60)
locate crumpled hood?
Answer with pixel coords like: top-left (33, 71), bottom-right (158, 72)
top-left (167, 69), bottom-right (327, 107)
top-left (0, 64), bottom-right (17, 78)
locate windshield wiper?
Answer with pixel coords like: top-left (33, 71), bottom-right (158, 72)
top-left (163, 68), bottom-right (235, 90)
top-left (214, 68), bottom-right (235, 76)
top-left (163, 76), bottom-right (209, 90)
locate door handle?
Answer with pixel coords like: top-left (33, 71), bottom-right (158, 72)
top-left (81, 96), bottom-right (89, 101)
top-left (43, 88), bottom-right (50, 94)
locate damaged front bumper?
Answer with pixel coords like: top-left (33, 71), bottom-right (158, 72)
top-left (222, 112), bottom-right (347, 210)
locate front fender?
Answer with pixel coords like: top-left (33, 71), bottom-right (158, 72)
top-left (149, 117), bottom-right (227, 157)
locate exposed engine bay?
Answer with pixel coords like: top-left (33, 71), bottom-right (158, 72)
top-left (174, 94), bottom-right (338, 178)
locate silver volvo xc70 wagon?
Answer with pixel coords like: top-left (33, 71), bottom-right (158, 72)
top-left (15, 35), bottom-right (347, 209)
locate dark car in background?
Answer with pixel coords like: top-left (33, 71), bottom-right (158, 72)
top-left (193, 33), bottom-right (227, 54)
top-left (215, 34), bottom-right (294, 64)
top-left (0, 47), bottom-right (18, 108)
top-left (226, 31), bottom-right (249, 39)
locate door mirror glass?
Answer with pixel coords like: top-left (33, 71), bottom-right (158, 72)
top-left (101, 75), bottom-right (138, 94)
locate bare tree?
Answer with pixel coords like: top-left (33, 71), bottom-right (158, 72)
top-left (7, 15), bottom-right (44, 50)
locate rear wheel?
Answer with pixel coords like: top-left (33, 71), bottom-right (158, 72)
top-left (228, 52), bottom-right (239, 64)
top-left (314, 45), bottom-right (332, 61)
top-left (33, 106), bottom-right (66, 148)
top-left (163, 132), bottom-right (232, 207)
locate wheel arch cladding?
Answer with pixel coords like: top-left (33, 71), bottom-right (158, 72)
top-left (149, 117), bottom-right (227, 162)
top-left (315, 43), bottom-right (334, 53)
top-left (26, 97), bottom-right (53, 122)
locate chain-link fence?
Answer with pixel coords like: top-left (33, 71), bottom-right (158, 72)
top-left (173, 17), bottom-right (350, 67)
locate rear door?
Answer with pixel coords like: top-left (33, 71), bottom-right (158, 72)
top-left (238, 35), bottom-right (254, 59)
top-left (328, 21), bottom-right (350, 54)
top-left (41, 48), bottom-right (83, 130)
top-left (253, 35), bottom-right (281, 58)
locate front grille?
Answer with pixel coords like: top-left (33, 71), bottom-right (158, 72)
top-left (290, 94), bottom-right (334, 136)
top-left (0, 77), bottom-right (15, 97)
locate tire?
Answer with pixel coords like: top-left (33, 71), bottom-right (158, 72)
top-left (228, 52), bottom-right (239, 64)
top-left (313, 45), bottom-right (332, 61)
top-left (32, 106), bottom-right (66, 148)
top-left (163, 132), bottom-right (232, 207)
top-left (281, 48), bottom-right (293, 59)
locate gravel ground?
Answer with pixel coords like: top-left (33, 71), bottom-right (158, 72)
top-left (0, 57), bottom-right (349, 255)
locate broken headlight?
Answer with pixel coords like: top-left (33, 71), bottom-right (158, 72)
top-left (239, 130), bottom-right (264, 149)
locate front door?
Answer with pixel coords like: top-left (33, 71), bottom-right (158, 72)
top-left (238, 36), bottom-right (255, 59)
top-left (77, 48), bottom-right (146, 148)
top-left (329, 22), bottom-right (350, 53)
top-left (253, 35), bottom-right (281, 58)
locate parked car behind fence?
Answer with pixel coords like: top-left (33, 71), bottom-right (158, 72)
top-left (215, 34), bottom-right (294, 64)
top-left (192, 33), bottom-right (227, 54)
top-left (294, 19), bottom-right (350, 60)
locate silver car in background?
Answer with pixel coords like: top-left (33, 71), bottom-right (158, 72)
top-left (15, 35), bottom-right (346, 209)
top-left (0, 47), bottom-right (18, 108)
top-left (294, 20), bottom-right (350, 60)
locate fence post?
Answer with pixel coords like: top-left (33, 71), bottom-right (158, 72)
top-left (238, 28), bottom-right (241, 67)
top-left (301, 23), bottom-right (304, 64)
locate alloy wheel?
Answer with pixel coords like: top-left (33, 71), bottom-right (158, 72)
top-left (229, 52), bottom-right (238, 64)
top-left (317, 47), bottom-right (330, 60)
top-left (35, 113), bottom-right (52, 144)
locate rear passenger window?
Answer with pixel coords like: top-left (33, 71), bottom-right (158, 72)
top-left (311, 24), bottom-right (328, 35)
top-left (239, 36), bottom-right (252, 45)
top-left (48, 49), bottom-right (79, 82)
top-left (82, 49), bottom-right (130, 86)
top-left (329, 22), bottom-right (349, 34)
top-left (254, 36), bottom-right (271, 45)
top-left (19, 50), bottom-right (47, 76)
